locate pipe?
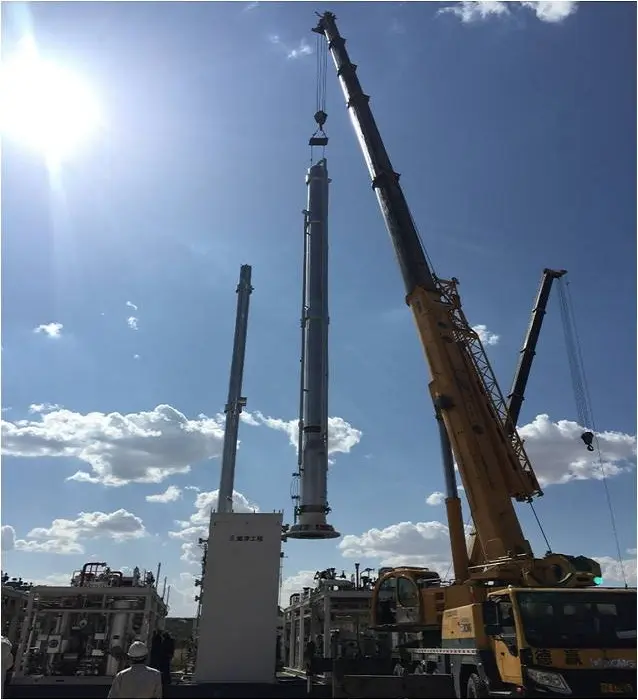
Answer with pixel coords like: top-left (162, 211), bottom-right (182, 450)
top-left (79, 562), bottom-right (106, 587)
top-left (287, 159), bottom-right (339, 540)
top-left (218, 265), bottom-right (253, 513)
top-left (156, 563), bottom-right (161, 589)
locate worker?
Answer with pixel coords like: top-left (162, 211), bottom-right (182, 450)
top-left (392, 658), bottom-right (405, 676)
top-left (149, 630), bottom-right (163, 671)
top-left (107, 641), bottom-right (162, 699)
top-left (159, 631), bottom-right (174, 690)
top-left (1, 636), bottom-right (14, 694)
top-left (304, 638), bottom-right (316, 674)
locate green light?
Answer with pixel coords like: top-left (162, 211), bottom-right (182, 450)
top-left (593, 576), bottom-right (603, 585)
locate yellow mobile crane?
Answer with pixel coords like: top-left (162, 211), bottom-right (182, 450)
top-left (314, 12), bottom-right (636, 699)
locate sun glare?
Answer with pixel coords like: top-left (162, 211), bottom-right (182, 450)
top-left (1, 38), bottom-right (101, 164)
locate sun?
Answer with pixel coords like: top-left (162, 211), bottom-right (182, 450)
top-left (1, 38), bottom-right (101, 164)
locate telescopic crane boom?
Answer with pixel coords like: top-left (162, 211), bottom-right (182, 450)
top-left (314, 11), bottom-right (599, 587)
top-left (506, 268), bottom-right (566, 435)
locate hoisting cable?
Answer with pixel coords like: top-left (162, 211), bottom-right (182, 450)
top-left (557, 275), bottom-right (628, 588)
top-left (309, 29), bottom-right (329, 163)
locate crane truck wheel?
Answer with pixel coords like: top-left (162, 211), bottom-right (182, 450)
top-left (466, 673), bottom-right (488, 698)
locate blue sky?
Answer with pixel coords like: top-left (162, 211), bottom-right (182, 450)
top-left (1, 1), bottom-right (636, 615)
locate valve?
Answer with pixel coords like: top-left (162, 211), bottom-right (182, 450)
top-left (581, 431), bottom-right (595, 452)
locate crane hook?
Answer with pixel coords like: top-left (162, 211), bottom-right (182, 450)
top-left (581, 431), bottom-right (595, 452)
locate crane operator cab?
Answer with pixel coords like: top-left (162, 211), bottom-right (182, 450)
top-left (373, 567), bottom-right (443, 631)
top-left (482, 587), bottom-right (637, 698)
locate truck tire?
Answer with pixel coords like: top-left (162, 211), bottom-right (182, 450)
top-left (466, 672), bottom-right (488, 698)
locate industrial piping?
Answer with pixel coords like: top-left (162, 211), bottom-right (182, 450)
top-left (287, 158), bottom-right (339, 539)
top-left (217, 264), bottom-right (253, 514)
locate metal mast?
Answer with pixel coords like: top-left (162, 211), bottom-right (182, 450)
top-left (287, 45), bottom-right (339, 539)
top-left (217, 264), bottom-right (253, 513)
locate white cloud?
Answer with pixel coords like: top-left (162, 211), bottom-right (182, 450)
top-left (126, 301), bottom-right (138, 311)
top-left (1, 525), bottom-right (16, 551)
top-left (518, 414), bottom-right (636, 486)
top-left (3, 404), bottom-right (361, 487)
top-left (287, 40), bottom-right (313, 60)
top-left (439, 0), bottom-right (577, 24)
top-left (178, 541), bottom-right (204, 566)
top-left (167, 572), bottom-right (198, 617)
top-left (473, 324), bottom-right (500, 346)
top-left (594, 555), bottom-right (637, 587)
top-left (33, 322), bottom-right (63, 338)
top-left (268, 34), bottom-right (313, 60)
top-left (280, 570), bottom-right (317, 607)
top-left (339, 520), bottom-right (463, 577)
top-left (520, 1), bottom-right (578, 22)
top-left (127, 316), bottom-right (139, 331)
top-left (169, 489), bottom-right (260, 563)
top-left (2, 510), bottom-right (146, 555)
top-left (244, 411), bottom-right (362, 457)
top-left (2, 404), bottom-right (225, 487)
top-left (28, 403), bottom-right (61, 414)
top-left (426, 491), bottom-right (445, 506)
top-left (35, 573), bottom-right (74, 586)
top-left (133, 354), bottom-right (140, 360)
top-left (239, 412), bottom-right (260, 427)
top-left (146, 485), bottom-right (182, 503)
top-left (243, 1), bottom-right (260, 11)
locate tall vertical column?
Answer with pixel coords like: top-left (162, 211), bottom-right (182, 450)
top-left (288, 159), bottom-right (339, 539)
top-left (218, 264), bottom-right (253, 513)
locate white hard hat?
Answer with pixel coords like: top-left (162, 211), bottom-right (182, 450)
top-left (128, 641), bottom-right (148, 659)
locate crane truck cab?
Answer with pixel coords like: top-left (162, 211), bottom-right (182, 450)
top-left (382, 581), bottom-right (637, 699)
top-left (477, 586), bottom-right (637, 698)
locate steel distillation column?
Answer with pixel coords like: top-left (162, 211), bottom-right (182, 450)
top-left (217, 264), bottom-right (253, 514)
top-left (287, 159), bottom-right (339, 539)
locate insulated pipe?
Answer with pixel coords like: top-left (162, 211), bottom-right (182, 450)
top-left (287, 159), bottom-right (339, 540)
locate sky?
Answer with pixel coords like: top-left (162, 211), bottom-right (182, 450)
top-left (1, 0), bottom-right (636, 617)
